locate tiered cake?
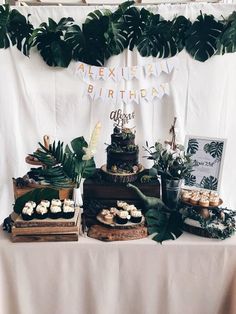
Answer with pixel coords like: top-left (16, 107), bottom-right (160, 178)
top-left (101, 126), bottom-right (143, 183)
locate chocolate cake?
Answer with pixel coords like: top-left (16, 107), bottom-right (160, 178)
top-left (106, 127), bottom-right (139, 174)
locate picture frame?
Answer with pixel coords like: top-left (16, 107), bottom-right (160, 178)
top-left (184, 135), bottom-right (226, 192)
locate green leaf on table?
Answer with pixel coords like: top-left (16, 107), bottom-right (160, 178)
top-left (14, 188), bottom-right (59, 214)
top-left (145, 209), bottom-right (183, 243)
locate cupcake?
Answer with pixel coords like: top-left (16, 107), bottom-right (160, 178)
top-left (63, 205), bottom-right (75, 219)
top-left (190, 195), bottom-right (200, 205)
top-left (100, 209), bottom-right (110, 217)
top-left (116, 211), bottom-right (130, 224)
top-left (117, 201), bottom-right (128, 209)
top-left (64, 199), bottom-right (75, 207)
top-left (181, 191), bottom-right (192, 203)
top-left (40, 200), bottom-right (50, 208)
top-left (104, 213), bottom-right (114, 224)
top-left (51, 199), bottom-right (62, 207)
top-left (50, 205), bottom-right (62, 219)
top-left (110, 207), bottom-right (118, 215)
top-left (209, 197), bottom-right (219, 207)
top-left (25, 201), bottom-right (36, 209)
top-left (22, 206), bottom-right (35, 221)
top-left (199, 197), bottom-right (210, 207)
top-left (126, 204), bottom-right (137, 212)
top-left (35, 204), bottom-right (48, 219)
top-left (130, 210), bottom-right (142, 223)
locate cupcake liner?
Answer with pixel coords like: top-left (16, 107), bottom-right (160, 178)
top-left (130, 216), bottom-right (142, 223)
top-left (116, 216), bottom-right (128, 224)
top-left (63, 212), bottom-right (75, 219)
top-left (22, 213), bottom-right (35, 221)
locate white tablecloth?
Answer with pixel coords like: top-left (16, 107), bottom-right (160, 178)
top-left (0, 229), bottom-right (236, 314)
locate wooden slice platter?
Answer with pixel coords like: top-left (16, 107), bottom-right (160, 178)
top-left (100, 164), bottom-right (144, 183)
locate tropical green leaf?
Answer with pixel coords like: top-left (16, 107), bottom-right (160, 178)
top-left (217, 11), bottom-right (236, 54)
top-left (145, 209), bottom-right (183, 243)
top-left (187, 139), bottom-right (199, 155)
top-left (200, 175), bottom-right (218, 190)
top-left (203, 141), bottom-right (223, 158)
top-left (14, 188), bottom-right (59, 214)
top-left (171, 15), bottom-right (192, 53)
top-left (120, 7), bottom-right (149, 51)
top-left (0, 5), bottom-right (33, 55)
top-left (185, 13), bottom-right (224, 61)
top-left (29, 17), bottom-right (73, 67)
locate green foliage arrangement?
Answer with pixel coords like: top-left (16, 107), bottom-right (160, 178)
top-left (1, 2), bottom-right (236, 67)
top-left (144, 142), bottom-right (193, 180)
top-left (28, 137), bottom-right (96, 188)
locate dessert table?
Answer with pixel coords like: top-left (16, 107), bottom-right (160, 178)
top-left (0, 229), bottom-right (236, 314)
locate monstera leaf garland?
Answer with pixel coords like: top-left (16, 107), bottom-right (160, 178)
top-left (29, 17), bottom-right (74, 67)
top-left (0, 5), bottom-right (33, 55)
top-left (185, 13), bottom-right (224, 62)
top-left (2, 3), bottom-right (236, 66)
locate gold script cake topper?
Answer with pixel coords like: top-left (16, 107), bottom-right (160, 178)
top-left (110, 109), bottom-right (135, 128)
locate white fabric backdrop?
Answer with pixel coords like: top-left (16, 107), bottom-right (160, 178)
top-left (1, 3), bottom-right (236, 221)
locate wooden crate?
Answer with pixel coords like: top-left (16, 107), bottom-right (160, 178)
top-left (11, 208), bottom-right (80, 242)
top-left (13, 179), bottom-right (73, 200)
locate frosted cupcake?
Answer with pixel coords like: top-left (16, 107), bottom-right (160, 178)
top-left (50, 205), bottom-right (62, 219)
top-left (25, 201), bottom-right (36, 209)
top-left (181, 191), bottom-right (192, 203)
top-left (209, 197), bottom-right (220, 207)
top-left (190, 195), bottom-right (200, 205)
top-left (63, 205), bottom-right (75, 219)
top-left (64, 199), bottom-right (75, 207)
top-left (22, 206), bottom-right (35, 221)
top-left (35, 204), bottom-right (48, 219)
top-left (116, 211), bottom-right (130, 224)
top-left (104, 213), bottom-right (114, 224)
top-left (51, 199), bottom-right (62, 207)
top-left (199, 197), bottom-right (210, 207)
top-left (130, 210), bottom-right (142, 223)
top-left (40, 200), bottom-right (50, 208)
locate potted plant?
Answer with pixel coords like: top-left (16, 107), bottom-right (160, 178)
top-left (144, 119), bottom-right (193, 209)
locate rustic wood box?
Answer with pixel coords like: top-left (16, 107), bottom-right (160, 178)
top-left (12, 179), bottom-right (73, 201)
top-left (83, 171), bottom-right (160, 224)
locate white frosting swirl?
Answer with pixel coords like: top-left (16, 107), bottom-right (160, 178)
top-left (131, 210), bottom-right (142, 218)
top-left (63, 205), bottom-right (74, 213)
top-left (51, 199), bottom-right (62, 206)
top-left (36, 205), bottom-right (48, 215)
top-left (40, 200), bottom-right (50, 208)
top-left (25, 201), bottom-right (36, 208)
top-left (50, 205), bottom-right (61, 213)
top-left (22, 206), bottom-right (34, 216)
top-left (64, 199), bottom-right (75, 206)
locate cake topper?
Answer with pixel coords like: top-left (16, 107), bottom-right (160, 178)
top-left (110, 109), bottom-right (135, 128)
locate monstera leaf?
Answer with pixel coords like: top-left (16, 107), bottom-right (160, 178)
top-left (187, 139), bottom-right (199, 155)
top-left (171, 15), bottom-right (192, 53)
top-left (200, 175), bottom-right (218, 190)
top-left (145, 208), bottom-right (183, 243)
top-left (120, 7), bottom-right (150, 51)
top-left (14, 188), bottom-right (59, 214)
top-left (29, 17), bottom-right (73, 67)
top-left (0, 5), bottom-right (33, 55)
top-left (137, 14), bottom-right (177, 58)
top-left (203, 141), bottom-right (223, 158)
top-left (185, 13), bottom-right (224, 61)
top-left (217, 11), bottom-right (236, 54)
top-left (65, 137), bottom-right (96, 183)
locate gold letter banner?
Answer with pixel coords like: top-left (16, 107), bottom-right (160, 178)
top-left (69, 57), bottom-right (177, 82)
top-left (86, 83), bottom-right (169, 104)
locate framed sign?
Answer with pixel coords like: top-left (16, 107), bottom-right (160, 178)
top-left (184, 136), bottom-right (226, 192)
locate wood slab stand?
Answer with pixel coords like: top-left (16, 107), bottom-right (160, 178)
top-left (88, 221), bottom-right (148, 241)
